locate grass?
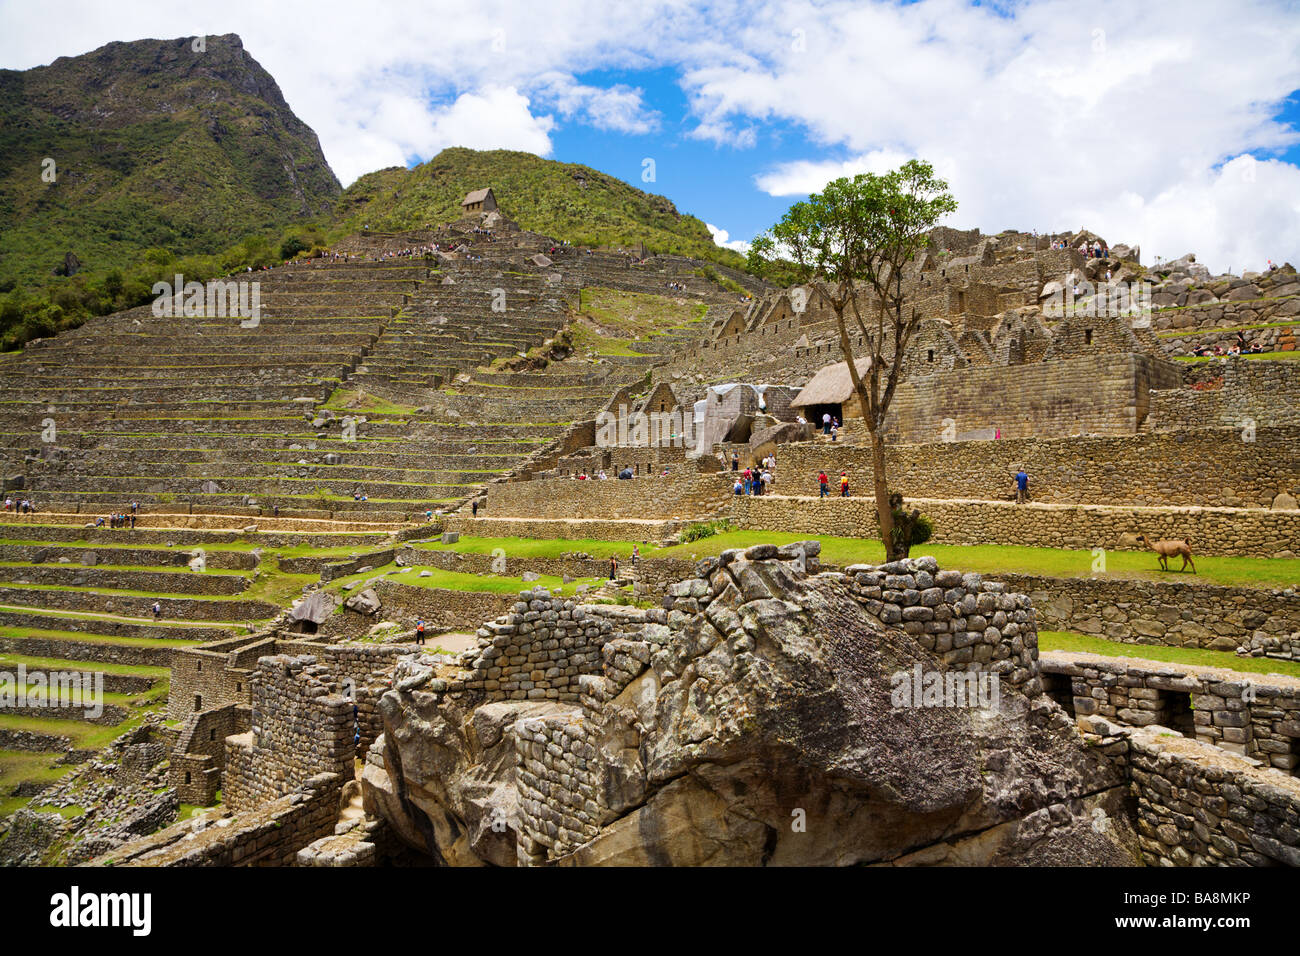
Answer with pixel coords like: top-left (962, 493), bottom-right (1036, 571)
top-left (1039, 631), bottom-right (1300, 680)
top-left (327, 562), bottom-right (602, 597)
top-left (0, 652), bottom-right (167, 679)
top-left (321, 388), bottom-right (421, 416)
top-left (1175, 350), bottom-right (1300, 363)
top-left (651, 531), bottom-right (1300, 590)
top-left (414, 533), bottom-right (1298, 591)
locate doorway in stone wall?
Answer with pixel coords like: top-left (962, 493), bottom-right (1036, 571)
top-left (1155, 689), bottom-right (1195, 736)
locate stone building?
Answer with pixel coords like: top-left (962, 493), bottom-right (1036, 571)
top-left (461, 187), bottom-right (498, 215)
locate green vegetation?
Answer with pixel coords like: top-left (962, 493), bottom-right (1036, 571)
top-left (679, 518), bottom-right (735, 543)
top-left (322, 388), bottom-right (421, 416)
top-left (1175, 351), bottom-right (1300, 363)
top-left (0, 35), bottom-right (340, 349)
top-left (1039, 631), bottom-right (1300, 680)
top-left (327, 562), bottom-right (601, 597)
top-left (338, 147), bottom-right (747, 270)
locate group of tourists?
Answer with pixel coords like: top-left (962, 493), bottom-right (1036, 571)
top-left (98, 511), bottom-right (136, 529)
top-left (820, 412), bottom-right (842, 440)
top-left (1194, 332), bottom-right (1265, 356)
top-left (732, 465), bottom-right (772, 496)
top-left (3, 497), bottom-right (36, 513)
top-left (665, 281), bottom-right (688, 292)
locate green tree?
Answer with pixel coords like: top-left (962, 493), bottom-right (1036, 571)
top-left (752, 160), bottom-right (957, 559)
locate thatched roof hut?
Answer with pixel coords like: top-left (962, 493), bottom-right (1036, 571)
top-left (790, 357), bottom-right (872, 414)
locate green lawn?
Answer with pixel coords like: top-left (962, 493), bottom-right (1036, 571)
top-left (1039, 631), bottom-right (1300, 680)
top-left (327, 562), bottom-right (602, 597)
top-left (424, 532), bottom-right (1297, 590)
top-left (1175, 350), bottom-right (1300, 362)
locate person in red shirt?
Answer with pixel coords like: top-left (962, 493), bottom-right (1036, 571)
top-left (818, 472), bottom-right (829, 498)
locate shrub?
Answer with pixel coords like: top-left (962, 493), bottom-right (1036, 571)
top-left (680, 518), bottom-right (733, 543)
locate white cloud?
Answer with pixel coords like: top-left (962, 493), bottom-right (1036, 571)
top-left (706, 222), bottom-right (751, 253)
top-left (533, 73), bottom-right (659, 134)
top-left (2, 0), bottom-right (1299, 271)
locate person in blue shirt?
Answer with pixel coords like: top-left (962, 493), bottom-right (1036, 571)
top-left (1014, 468), bottom-right (1029, 504)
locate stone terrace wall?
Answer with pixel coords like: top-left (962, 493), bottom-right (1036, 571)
top-left (1149, 360), bottom-right (1300, 430)
top-left (881, 353), bottom-right (1182, 442)
top-left (729, 495), bottom-right (1300, 557)
top-left (357, 580), bottom-right (515, 635)
top-left (1041, 652), bottom-right (1300, 770)
top-left (773, 426), bottom-right (1300, 508)
top-left (1126, 730), bottom-right (1300, 865)
top-left (444, 515), bottom-right (685, 543)
top-left (845, 555), bottom-right (1041, 697)
top-left (511, 708), bottom-right (601, 863)
top-left (1012, 574), bottom-right (1299, 657)
top-left (94, 773), bottom-right (343, 867)
top-left (485, 473), bottom-right (732, 520)
top-left (224, 655), bottom-right (352, 811)
top-left (170, 704), bottom-right (247, 804)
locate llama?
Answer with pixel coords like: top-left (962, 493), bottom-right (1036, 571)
top-left (1135, 534), bottom-right (1196, 573)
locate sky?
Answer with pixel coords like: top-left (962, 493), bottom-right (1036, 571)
top-left (2, 0), bottom-right (1299, 274)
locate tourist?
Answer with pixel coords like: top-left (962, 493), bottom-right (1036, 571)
top-left (415, 620), bottom-right (426, 646)
top-left (760, 470), bottom-right (772, 494)
top-left (731, 452), bottom-right (739, 471)
top-left (598, 470), bottom-right (608, 480)
top-left (472, 500), bottom-right (478, 518)
top-left (819, 471), bottom-right (829, 498)
top-left (830, 421), bottom-right (839, 443)
top-left (840, 472), bottom-right (850, 497)
top-left (734, 478), bottom-right (744, 496)
top-left (608, 556), bottom-right (618, 580)
top-left (1014, 467), bottom-right (1029, 504)
top-left (152, 601), bottom-right (161, 620)
top-left (632, 545), bottom-right (640, 567)
top-left (822, 412), bottom-right (832, 436)
top-left (2, 498), bottom-right (9, 512)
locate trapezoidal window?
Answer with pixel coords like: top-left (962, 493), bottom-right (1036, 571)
top-left (1084, 329), bottom-right (1094, 346)
top-left (194, 694), bottom-right (202, 711)
top-left (927, 349), bottom-right (935, 363)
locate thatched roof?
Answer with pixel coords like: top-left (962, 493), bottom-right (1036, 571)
top-left (462, 187), bottom-right (494, 205)
top-left (790, 357), bottom-right (872, 407)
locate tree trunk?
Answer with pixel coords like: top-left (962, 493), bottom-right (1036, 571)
top-left (869, 427), bottom-right (899, 560)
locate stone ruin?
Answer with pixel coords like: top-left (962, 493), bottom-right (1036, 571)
top-left (361, 544), bottom-right (1153, 865)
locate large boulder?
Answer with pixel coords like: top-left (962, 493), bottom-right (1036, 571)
top-left (344, 588), bottom-right (381, 615)
top-left (366, 551), bottom-right (1141, 866)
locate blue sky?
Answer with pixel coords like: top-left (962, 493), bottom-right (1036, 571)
top-left (3, 0), bottom-right (1300, 272)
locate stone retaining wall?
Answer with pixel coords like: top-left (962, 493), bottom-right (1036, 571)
top-left (94, 773), bottom-right (343, 867)
top-left (485, 473), bottom-right (732, 520)
top-left (771, 426), bottom-right (1299, 509)
top-left (1040, 652), bottom-right (1300, 771)
top-left (224, 655), bottom-right (353, 812)
top-left (1011, 574), bottom-right (1299, 657)
top-left (1070, 717), bottom-right (1300, 866)
top-left (443, 515), bottom-right (684, 542)
top-left (728, 495), bottom-right (1300, 557)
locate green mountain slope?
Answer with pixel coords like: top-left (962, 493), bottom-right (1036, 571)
top-left (0, 33), bottom-right (340, 290)
top-left (337, 147), bottom-right (745, 267)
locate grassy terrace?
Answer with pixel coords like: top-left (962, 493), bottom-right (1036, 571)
top-left (326, 562), bottom-right (602, 598)
top-left (1175, 351), bottom-right (1300, 362)
top-left (417, 533), bottom-right (1300, 590)
top-left (1039, 631), bottom-right (1300, 680)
